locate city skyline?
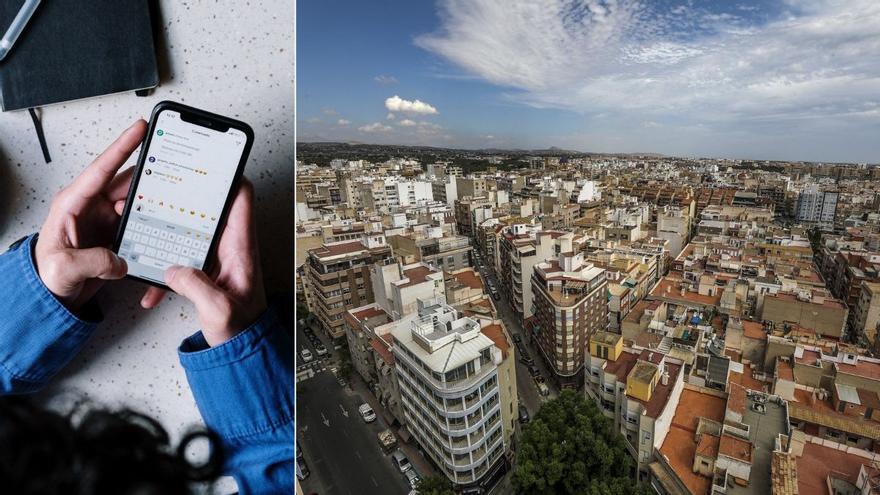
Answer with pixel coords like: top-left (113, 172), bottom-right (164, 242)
top-left (298, 0), bottom-right (880, 164)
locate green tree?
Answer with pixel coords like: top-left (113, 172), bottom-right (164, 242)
top-left (415, 475), bottom-right (454, 495)
top-left (513, 390), bottom-right (648, 495)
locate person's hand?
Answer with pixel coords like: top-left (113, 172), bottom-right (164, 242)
top-left (34, 120), bottom-right (147, 310)
top-left (129, 179), bottom-right (266, 347)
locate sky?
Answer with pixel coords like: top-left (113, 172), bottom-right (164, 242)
top-left (297, 0), bottom-right (880, 163)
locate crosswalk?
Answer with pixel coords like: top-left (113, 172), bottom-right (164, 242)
top-left (296, 360), bottom-right (329, 383)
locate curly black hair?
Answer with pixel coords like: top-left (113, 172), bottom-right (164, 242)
top-left (0, 396), bottom-right (224, 495)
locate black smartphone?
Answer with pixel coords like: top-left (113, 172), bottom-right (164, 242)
top-left (113, 101), bottom-right (254, 289)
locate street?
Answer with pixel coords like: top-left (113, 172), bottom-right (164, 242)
top-left (297, 325), bottom-right (412, 495)
top-left (475, 261), bottom-right (559, 417)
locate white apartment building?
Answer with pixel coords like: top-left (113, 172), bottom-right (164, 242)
top-left (392, 301), bottom-right (510, 489)
top-left (796, 185), bottom-right (838, 224)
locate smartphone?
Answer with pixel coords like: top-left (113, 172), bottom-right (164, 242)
top-left (113, 101), bottom-right (254, 289)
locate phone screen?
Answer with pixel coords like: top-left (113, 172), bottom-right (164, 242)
top-left (117, 109), bottom-right (247, 284)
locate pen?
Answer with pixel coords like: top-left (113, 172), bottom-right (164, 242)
top-left (0, 0), bottom-right (41, 62)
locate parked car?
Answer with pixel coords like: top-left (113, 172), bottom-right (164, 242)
top-left (314, 342), bottom-right (328, 356)
top-left (536, 381), bottom-right (550, 396)
top-left (519, 404), bottom-right (530, 423)
top-left (391, 450), bottom-right (412, 473)
top-left (300, 348), bottom-right (313, 363)
top-left (378, 428), bottom-right (398, 453)
top-left (519, 354), bottom-right (534, 366)
top-left (296, 457), bottom-right (310, 480)
top-left (405, 469), bottom-right (421, 489)
top-left (527, 364), bottom-right (541, 377)
top-left (359, 403), bottom-right (376, 423)
top-left (491, 291), bottom-right (500, 301)
top-left (512, 334), bottom-right (522, 344)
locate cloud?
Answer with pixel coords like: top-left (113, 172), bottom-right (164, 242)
top-left (374, 75), bottom-right (398, 84)
top-left (386, 113), bottom-right (396, 120)
top-left (305, 117), bottom-right (321, 124)
top-left (322, 108), bottom-right (338, 116)
top-left (416, 0), bottom-right (880, 135)
top-left (337, 119), bottom-right (351, 126)
top-left (358, 122), bottom-right (393, 133)
top-left (384, 95), bottom-right (439, 115)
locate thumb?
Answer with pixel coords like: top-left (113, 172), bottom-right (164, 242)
top-left (164, 266), bottom-right (225, 313)
top-left (66, 247), bottom-right (128, 281)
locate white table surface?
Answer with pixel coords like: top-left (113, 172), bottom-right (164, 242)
top-left (0, 0), bottom-right (294, 487)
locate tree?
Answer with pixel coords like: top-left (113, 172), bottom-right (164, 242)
top-left (416, 475), bottom-right (455, 495)
top-left (512, 390), bottom-right (649, 495)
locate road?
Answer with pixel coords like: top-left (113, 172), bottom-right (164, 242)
top-left (475, 260), bottom-right (558, 417)
top-left (297, 325), bottom-right (412, 495)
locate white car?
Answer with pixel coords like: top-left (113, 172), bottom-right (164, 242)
top-left (300, 348), bottom-right (313, 363)
top-left (405, 469), bottom-right (421, 489)
top-left (359, 403), bottom-right (376, 422)
top-left (315, 343), bottom-right (328, 356)
top-left (392, 449), bottom-right (412, 473)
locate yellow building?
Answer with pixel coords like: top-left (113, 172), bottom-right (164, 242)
top-left (589, 331), bottom-right (623, 361)
top-left (626, 361), bottom-right (659, 403)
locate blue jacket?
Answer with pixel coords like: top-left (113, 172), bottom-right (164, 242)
top-left (0, 234), bottom-right (295, 494)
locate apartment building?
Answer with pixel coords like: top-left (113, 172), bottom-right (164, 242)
top-left (530, 251), bottom-right (607, 387)
top-left (456, 177), bottom-right (488, 200)
top-left (657, 205), bottom-right (692, 258)
top-left (392, 301), bottom-right (515, 490)
top-left (855, 281), bottom-right (880, 346)
top-left (498, 225), bottom-right (564, 320)
top-left (344, 304), bottom-right (405, 425)
top-left (306, 234), bottom-right (394, 339)
top-left (584, 335), bottom-right (686, 482)
top-left (454, 197), bottom-right (494, 238)
top-left (759, 289), bottom-right (848, 339)
top-left (432, 175), bottom-right (458, 206)
top-left (371, 260), bottom-right (445, 319)
top-left (387, 229), bottom-right (473, 273)
top-left (796, 185), bottom-right (839, 224)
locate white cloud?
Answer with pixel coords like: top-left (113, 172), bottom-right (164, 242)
top-left (337, 119), bottom-right (351, 126)
top-left (322, 108), bottom-right (338, 116)
top-left (386, 113), bottom-right (396, 120)
top-left (384, 95), bottom-right (439, 115)
top-left (358, 122), bottom-right (392, 133)
top-left (416, 0), bottom-right (880, 136)
top-left (399, 119), bottom-right (417, 126)
top-left (374, 75), bottom-right (398, 84)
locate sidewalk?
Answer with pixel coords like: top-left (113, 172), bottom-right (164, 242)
top-left (346, 370), bottom-right (437, 479)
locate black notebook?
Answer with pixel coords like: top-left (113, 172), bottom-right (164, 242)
top-left (0, 0), bottom-right (159, 111)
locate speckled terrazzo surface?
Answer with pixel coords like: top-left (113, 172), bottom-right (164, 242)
top-left (0, 1), bottom-right (294, 488)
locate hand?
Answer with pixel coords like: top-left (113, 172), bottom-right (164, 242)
top-left (34, 120), bottom-right (147, 310)
top-left (139, 179), bottom-right (267, 347)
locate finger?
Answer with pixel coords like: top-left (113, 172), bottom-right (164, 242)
top-left (140, 286), bottom-right (166, 309)
top-left (114, 200), bottom-right (125, 216)
top-left (222, 178), bottom-right (255, 242)
top-left (71, 120), bottom-right (147, 198)
top-left (65, 247), bottom-right (128, 282)
top-left (165, 265), bottom-right (225, 313)
top-left (106, 166), bottom-right (136, 201)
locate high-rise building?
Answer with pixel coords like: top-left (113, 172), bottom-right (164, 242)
top-left (796, 185), bottom-right (838, 224)
top-left (306, 234), bottom-right (394, 339)
top-left (530, 250), bottom-right (608, 387)
top-left (392, 300), bottom-right (515, 490)
top-left (498, 225), bottom-right (566, 320)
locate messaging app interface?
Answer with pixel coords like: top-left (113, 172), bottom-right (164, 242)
top-left (119, 110), bottom-right (246, 283)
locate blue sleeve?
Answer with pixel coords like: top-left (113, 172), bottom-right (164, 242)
top-left (0, 234), bottom-right (100, 394)
top-left (178, 305), bottom-right (295, 495)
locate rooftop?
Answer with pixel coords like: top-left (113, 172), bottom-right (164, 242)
top-left (796, 441), bottom-right (869, 495)
top-left (719, 434), bottom-right (752, 463)
top-left (658, 388), bottom-right (727, 495)
top-left (630, 362), bottom-right (682, 418)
